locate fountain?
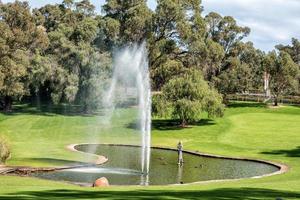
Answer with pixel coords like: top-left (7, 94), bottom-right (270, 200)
top-left (27, 44), bottom-right (282, 187)
top-left (103, 43), bottom-right (151, 182)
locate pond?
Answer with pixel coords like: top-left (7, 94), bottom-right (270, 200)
top-left (32, 144), bottom-right (279, 186)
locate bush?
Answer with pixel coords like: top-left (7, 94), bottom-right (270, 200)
top-left (0, 137), bottom-right (10, 164)
top-left (157, 69), bottom-right (224, 126)
top-left (152, 93), bottom-right (172, 118)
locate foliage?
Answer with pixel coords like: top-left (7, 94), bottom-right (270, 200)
top-left (214, 57), bottom-right (252, 96)
top-left (149, 0), bottom-right (214, 89)
top-left (205, 12), bottom-right (250, 55)
top-left (152, 93), bottom-right (171, 118)
top-left (102, 0), bottom-right (153, 45)
top-left (155, 69), bottom-right (224, 126)
top-left (204, 13), bottom-right (259, 97)
top-left (76, 52), bottom-right (112, 111)
top-left (263, 51), bottom-right (300, 106)
top-left (0, 1), bottom-right (49, 111)
top-left (276, 38), bottom-right (300, 65)
top-left (0, 0), bottom-right (299, 113)
top-left (34, 0), bottom-right (112, 111)
top-left (276, 38), bottom-right (300, 94)
top-left (0, 137), bottom-right (10, 164)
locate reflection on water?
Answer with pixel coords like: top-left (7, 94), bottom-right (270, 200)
top-left (177, 165), bottom-right (183, 184)
top-left (140, 173), bottom-right (149, 186)
top-left (32, 144), bottom-right (279, 186)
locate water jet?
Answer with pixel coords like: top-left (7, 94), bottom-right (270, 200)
top-left (103, 43), bottom-right (151, 176)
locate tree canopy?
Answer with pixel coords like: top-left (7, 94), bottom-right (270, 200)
top-left (153, 69), bottom-right (224, 126)
top-left (0, 0), bottom-right (299, 115)
top-left (263, 51), bottom-right (299, 106)
top-left (0, 1), bottom-right (49, 111)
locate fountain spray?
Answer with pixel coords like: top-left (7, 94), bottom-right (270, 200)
top-left (103, 43), bottom-right (151, 181)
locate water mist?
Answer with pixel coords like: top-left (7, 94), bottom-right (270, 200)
top-left (103, 43), bottom-right (151, 184)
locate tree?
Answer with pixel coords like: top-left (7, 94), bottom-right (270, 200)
top-left (204, 12), bottom-right (251, 85)
top-left (212, 42), bottom-right (264, 101)
top-left (149, 0), bottom-right (224, 89)
top-left (276, 38), bottom-right (300, 65)
top-left (102, 0), bottom-right (153, 45)
top-left (238, 42), bottom-right (264, 91)
top-left (214, 58), bottom-right (252, 99)
top-left (75, 0), bottom-right (95, 16)
top-left (0, 1), bottom-right (49, 111)
top-left (205, 12), bottom-right (250, 56)
top-left (35, 1), bottom-right (112, 110)
top-left (153, 69), bottom-right (224, 126)
top-left (76, 52), bottom-right (111, 112)
top-left (276, 38), bottom-right (300, 94)
top-left (151, 58), bottom-right (185, 89)
top-left (263, 51), bottom-right (299, 106)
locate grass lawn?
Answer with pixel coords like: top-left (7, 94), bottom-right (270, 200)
top-left (0, 101), bottom-right (300, 199)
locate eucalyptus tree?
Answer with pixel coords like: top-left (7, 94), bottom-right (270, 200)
top-left (238, 42), bottom-right (265, 90)
top-left (205, 12), bottom-right (250, 57)
top-left (276, 38), bottom-right (300, 94)
top-left (0, 1), bottom-right (49, 111)
top-left (102, 0), bottom-right (153, 46)
top-left (214, 58), bottom-right (248, 96)
top-left (213, 42), bottom-right (265, 99)
top-left (150, 0), bottom-right (224, 89)
top-left (263, 51), bottom-right (299, 106)
top-left (35, 0), bottom-right (112, 111)
top-left (204, 12), bottom-right (251, 88)
top-left (276, 38), bottom-right (300, 65)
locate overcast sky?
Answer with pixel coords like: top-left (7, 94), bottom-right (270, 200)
top-left (3, 0), bottom-right (300, 52)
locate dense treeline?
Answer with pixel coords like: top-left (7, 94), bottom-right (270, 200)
top-left (0, 0), bottom-right (299, 120)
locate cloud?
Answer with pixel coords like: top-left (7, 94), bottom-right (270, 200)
top-left (202, 0), bottom-right (300, 52)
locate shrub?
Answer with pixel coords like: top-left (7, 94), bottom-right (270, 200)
top-left (158, 69), bottom-right (224, 126)
top-left (0, 137), bottom-right (10, 164)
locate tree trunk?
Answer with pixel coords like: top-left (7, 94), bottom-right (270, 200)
top-left (222, 93), bottom-right (229, 105)
top-left (274, 96), bottom-right (278, 106)
top-left (3, 96), bottom-right (12, 112)
top-left (180, 119), bottom-right (187, 128)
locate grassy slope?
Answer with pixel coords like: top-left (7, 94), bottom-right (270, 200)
top-left (0, 102), bottom-right (300, 199)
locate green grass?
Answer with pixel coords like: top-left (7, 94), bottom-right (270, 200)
top-left (0, 102), bottom-right (300, 199)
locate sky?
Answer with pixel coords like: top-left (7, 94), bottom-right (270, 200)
top-left (3, 0), bottom-right (300, 52)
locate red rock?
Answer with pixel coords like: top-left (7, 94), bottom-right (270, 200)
top-left (93, 177), bottom-right (109, 187)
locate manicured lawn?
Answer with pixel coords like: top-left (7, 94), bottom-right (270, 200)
top-left (0, 102), bottom-right (300, 199)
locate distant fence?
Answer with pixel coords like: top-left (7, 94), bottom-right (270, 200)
top-left (227, 94), bottom-right (300, 104)
top-left (152, 91), bottom-right (300, 105)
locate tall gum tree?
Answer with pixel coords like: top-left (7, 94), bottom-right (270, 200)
top-left (36, 0), bottom-right (111, 110)
top-left (263, 51), bottom-right (299, 106)
top-left (102, 0), bottom-right (153, 46)
top-left (0, 1), bottom-right (49, 111)
top-left (149, 0), bottom-right (224, 90)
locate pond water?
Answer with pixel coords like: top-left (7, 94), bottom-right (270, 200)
top-left (32, 144), bottom-right (279, 186)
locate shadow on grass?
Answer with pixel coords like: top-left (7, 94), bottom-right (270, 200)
top-left (290, 104), bottom-right (300, 109)
top-left (150, 119), bottom-right (215, 131)
top-left (227, 101), bottom-right (266, 108)
top-left (126, 119), bottom-right (215, 131)
top-left (1, 103), bottom-right (104, 117)
top-left (0, 188), bottom-right (299, 200)
top-left (261, 146), bottom-right (300, 157)
top-left (126, 122), bottom-right (140, 130)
